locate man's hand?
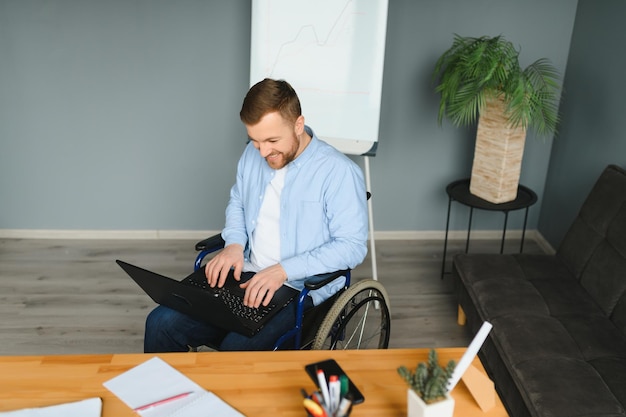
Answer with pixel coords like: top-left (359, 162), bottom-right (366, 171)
top-left (205, 244), bottom-right (244, 288)
top-left (240, 264), bottom-right (287, 308)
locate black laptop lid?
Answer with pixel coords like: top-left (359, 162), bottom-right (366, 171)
top-left (116, 260), bottom-right (298, 337)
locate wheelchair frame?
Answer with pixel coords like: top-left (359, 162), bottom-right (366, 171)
top-left (193, 234), bottom-right (390, 350)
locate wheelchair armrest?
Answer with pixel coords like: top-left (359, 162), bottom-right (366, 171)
top-left (303, 270), bottom-right (350, 291)
top-left (195, 234), bottom-right (225, 252)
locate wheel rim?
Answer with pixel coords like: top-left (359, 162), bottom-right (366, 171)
top-left (317, 286), bottom-right (390, 350)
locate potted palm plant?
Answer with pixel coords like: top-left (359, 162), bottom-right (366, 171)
top-left (398, 349), bottom-right (456, 417)
top-left (433, 34), bottom-right (562, 203)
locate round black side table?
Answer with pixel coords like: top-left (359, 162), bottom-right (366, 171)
top-left (441, 179), bottom-right (538, 278)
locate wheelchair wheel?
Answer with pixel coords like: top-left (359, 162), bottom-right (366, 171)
top-left (312, 279), bottom-right (390, 350)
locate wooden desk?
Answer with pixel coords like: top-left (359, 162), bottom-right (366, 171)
top-left (0, 348), bottom-right (507, 416)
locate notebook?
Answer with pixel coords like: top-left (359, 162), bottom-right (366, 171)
top-left (103, 356), bottom-right (244, 417)
top-left (116, 260), bottom-right (299, 337)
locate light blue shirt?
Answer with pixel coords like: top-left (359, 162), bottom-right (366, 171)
top-left (222, 126), bottom-right (369, 305)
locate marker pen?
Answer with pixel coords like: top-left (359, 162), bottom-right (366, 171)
top-left (339, 374), bottom-right (349, 398)
top-left (316, 369), bottom-right (331, 408)
top-left (328, 375), bottom-right (340, 413)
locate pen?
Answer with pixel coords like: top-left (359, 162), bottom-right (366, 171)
top-left (316, 368), bottom-right (331, 408)
top-left (328, 375), bottom-right (340, 414)
top-left (133, 391), bottom-right (193, 411)
top-left (311, 391), bottom-right (324, 406)
top-left (315, 390), bottom-right (333, 416)
top-left (339, 374), bottom-right (349, 398)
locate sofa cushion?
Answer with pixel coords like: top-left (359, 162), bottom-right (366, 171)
top-left (613, 294), bottom-right (626, 335)
top-left (530, 280), bottom-right (602, 316)
top-left (557, 216), bottom-right (604, 278)
top-left (472, 278), bottom-right (549, 319)
top-left (580, 240), bottom-right (626, 316)
top-left (590, 357), bottom-right (626, 410)
top-left (607, 201), bottom-right (626, 257)
top-left (559, 315), bottom-right (626, 359)
top-left (515, 254), bottom-right (575, 281)
top-left (558, 165), bottom-right (626, 280)
top-left (452, 254), bottom-right (526, 283)
top-left (490, 316), bottom-right (583, 365)
top-left (512, 357), bottom-right (625, 417)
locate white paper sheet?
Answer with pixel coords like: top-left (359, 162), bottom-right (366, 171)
top-left (0, 397), bottom-right (101, 417)
top-left (103, 356), bottom-right (244, 417)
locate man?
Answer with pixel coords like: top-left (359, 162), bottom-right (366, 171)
top-left (144, 78), bottom-right (368, 351)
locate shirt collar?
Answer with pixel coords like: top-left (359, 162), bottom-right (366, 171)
top-left (289, 125), bottom-right (319, 169)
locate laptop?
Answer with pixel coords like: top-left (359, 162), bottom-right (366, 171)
top-left (116, 260), bottom-right (299, 337)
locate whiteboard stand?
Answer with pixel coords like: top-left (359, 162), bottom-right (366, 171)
top-left (364, 156), bottom-right (379, 282)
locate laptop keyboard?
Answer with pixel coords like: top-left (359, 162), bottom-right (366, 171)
top-left (185, 273), bottom-right (275, 324)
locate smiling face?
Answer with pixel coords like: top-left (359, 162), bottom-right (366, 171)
top-left (245, 111), bottom-right (309, 169)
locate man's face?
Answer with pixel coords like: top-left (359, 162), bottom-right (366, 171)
top-left (245, 111), bottom-right (305, 170)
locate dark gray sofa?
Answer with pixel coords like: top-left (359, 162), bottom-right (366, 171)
top-left (453, 164), bottom-right (626, 417)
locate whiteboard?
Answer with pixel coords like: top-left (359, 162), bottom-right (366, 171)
top-left (250, 0), bottom-right (388, 156)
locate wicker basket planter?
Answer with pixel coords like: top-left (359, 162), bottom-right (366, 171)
top-left (470, 97), bottom-right (526, 204)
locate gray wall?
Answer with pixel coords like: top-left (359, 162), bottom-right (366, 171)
top-left (0, 0), bottom-right (578, 233)
top-left (539, 0), bottom-right (626, 248)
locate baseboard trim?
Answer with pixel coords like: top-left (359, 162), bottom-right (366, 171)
top-left (373, 229), bottom-right (541, 240)
top-left (0, 229), bottom-right (219, 240)
top-left (532, 231), bottom-right (556, 254)
top-left (0, 228), bottom-right (549, 245)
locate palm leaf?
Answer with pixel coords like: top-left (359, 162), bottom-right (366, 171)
top-left (433, 34), bottom-right (561, 137)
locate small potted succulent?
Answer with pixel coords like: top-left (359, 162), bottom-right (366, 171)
top-left (397, 349), bottom-right (456, 417)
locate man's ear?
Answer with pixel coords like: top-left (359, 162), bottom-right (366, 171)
top-left (294, 115), bottom-right (305, 135)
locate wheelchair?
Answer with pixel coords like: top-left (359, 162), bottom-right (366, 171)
top-left (193, 234), bottom-right (391, 350)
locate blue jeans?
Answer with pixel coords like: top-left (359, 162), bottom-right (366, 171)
top-left (144, 296), bottom-right (314, 352)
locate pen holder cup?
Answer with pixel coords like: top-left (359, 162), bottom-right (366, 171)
top-left (304, 394), bottom-right (353, 417)
top-left (303, 359), bottom-right (362, 417)
top-left (306, 408), bottom-right (352, 417)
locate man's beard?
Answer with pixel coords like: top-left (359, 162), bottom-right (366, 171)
top-left (266, 135), bottom-right (298, 169)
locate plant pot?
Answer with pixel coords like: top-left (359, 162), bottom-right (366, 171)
top-left (470, 96), bottom-right (527, 204)
top-left (407, 389), bottom-right (455, 417)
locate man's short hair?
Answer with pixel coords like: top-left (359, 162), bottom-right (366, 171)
top-left (240, 78), bottom-right (302, 125)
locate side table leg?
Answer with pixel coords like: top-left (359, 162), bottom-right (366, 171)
top-left (520, 206), bottom-right (530, 253)
top-left (500, 211), bottom-right (509, 254)
top-left (441, 197), bottom-right (453, 279)
top-left (465, 207), bottom-right (474, 253)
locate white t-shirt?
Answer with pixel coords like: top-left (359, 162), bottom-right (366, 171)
top-left (244, 166), bottom-right (287, 272)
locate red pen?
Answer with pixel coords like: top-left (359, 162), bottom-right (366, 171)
top-left (134, 391), bottom-right (194, 411)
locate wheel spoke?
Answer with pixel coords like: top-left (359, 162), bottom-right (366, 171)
top-left (311, 280), bottom-right (391, 350)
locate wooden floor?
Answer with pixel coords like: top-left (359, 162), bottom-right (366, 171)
top-left (0, 237), bottom-right (546, 355)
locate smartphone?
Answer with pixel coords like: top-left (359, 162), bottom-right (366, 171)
top-left (304, 359), bottom-right (365, 404)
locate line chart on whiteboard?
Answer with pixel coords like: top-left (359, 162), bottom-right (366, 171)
top-left (250, 0), bottom-right (388, 155)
